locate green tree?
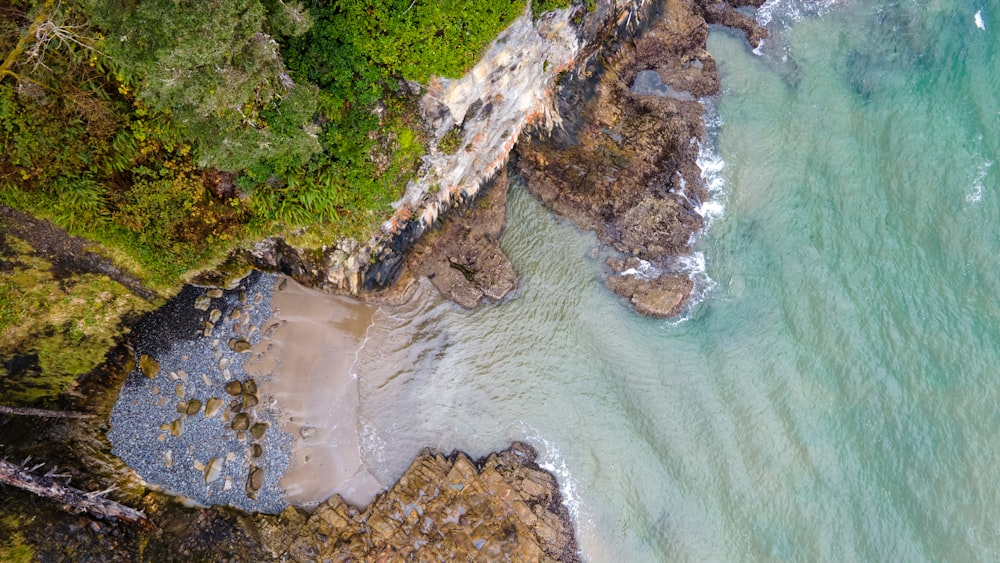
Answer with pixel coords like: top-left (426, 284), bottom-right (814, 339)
top-left (82, 0), bottom-right (321, 172)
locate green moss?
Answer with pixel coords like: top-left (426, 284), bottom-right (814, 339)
top-left (0, 517), bottom-right (35, 563)
top-left (532, 0), bottom-right (572, 18)
top-left (438, 127), bottom-right (463, 154)
top-left (0, 234), bottom-right (154, 405)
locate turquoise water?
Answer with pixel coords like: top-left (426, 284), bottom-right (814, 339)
top-left (356, 1), bottom-right (1000, 560)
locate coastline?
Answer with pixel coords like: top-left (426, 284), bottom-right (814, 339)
top-left (0, 0), bottom-right (775, 559)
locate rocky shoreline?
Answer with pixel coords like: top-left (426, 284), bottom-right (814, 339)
top-left (0, 272), bottom-right (578, 560)
top-left (516, 0), bottom-right (767, 317)
top-left (0, 0), bottom-right (775, 559)
top-left (258, 442), bottom-right (578, 562)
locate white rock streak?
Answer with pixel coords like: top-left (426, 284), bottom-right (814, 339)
top-left (386, 8), bottom-right (581, 232)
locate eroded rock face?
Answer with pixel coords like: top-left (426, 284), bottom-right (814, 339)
top-left (258, 442), bottom-right (578, 562)
top-left (517, 0), bottom-right (766, 317)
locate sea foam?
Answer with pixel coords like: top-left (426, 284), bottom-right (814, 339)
top-left (966, 160), bottom-right (992, 203)
top-left (756, 0), bottom-right (841, 27)
top-left (666, 103), bottom-right (727, 320)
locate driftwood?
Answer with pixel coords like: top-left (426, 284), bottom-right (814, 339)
top-left (0, 405), bottom-right (95, 419)
top-left (0, 459), bottom-right (150, 528)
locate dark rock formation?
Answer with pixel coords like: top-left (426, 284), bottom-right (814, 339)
top-left (407, 168), bottom-right (517, 308)
top-left (517, 0), bottom-right (766, 317)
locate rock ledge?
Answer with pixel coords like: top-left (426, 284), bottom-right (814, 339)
top-left (259, 442), bottom-right (578, 562)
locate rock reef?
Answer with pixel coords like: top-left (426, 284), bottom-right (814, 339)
top-left (258, 442), bottom-right (577, 562)
top-left (517, 0), bottom-right (767, 317)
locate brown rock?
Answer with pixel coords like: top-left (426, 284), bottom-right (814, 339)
top-left (204, 397), bottom-right (224, 418)
top-left (139, 354), bottom-right (160, 379)
top-left (225, 381), bottom-right (243, 396)
top-left (247, 465), bottom-right (265, 498)
top-left (185, 399), bottom-right (202, 416)
top-left (277, 442), bottom-right (578, 562)
top-left (409, 169), bottom-right (517, 308)
top-left (517, 0), bottom-right (764, 318)
top-left (231, 413), bottom-right (250, 431)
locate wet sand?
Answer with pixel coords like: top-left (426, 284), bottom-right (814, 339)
top-left (246, 276), bottom-right (383, 508)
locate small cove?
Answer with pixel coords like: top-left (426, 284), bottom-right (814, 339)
top-left (106, 0), bottom-right (1000, 559)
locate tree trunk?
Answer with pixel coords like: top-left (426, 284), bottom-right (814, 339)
top-left (0, 459), bottom-right (150, 528)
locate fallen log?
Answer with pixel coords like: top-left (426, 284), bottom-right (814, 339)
top-left (0, 459), bottom-right (149, 528)
top-left (0, 405), bottom-right (95, 419)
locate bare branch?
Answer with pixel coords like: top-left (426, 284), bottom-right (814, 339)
top-left (0, 404), bottom-right (95, 419)
top-left (0, 459), bottom-right (149, 527)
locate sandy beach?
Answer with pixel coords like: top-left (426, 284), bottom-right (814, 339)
top-left (247, 276), bottom-right (383, 508)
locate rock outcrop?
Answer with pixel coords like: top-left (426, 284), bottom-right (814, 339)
top-left (517, 0), bottom-right (766, 317)
top-left (406, 168), bottom-right (517, 308)
top-left (258, 442), bottom-right (577, 562)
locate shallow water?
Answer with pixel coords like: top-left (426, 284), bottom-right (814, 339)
top-left (355, 0), bottom-right (1000, 560)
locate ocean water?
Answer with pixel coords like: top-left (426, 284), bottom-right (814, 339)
top-left (354, 0), bottom-right (1000, 560)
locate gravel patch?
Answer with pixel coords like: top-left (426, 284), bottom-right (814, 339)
top-left (109, 271), bottom-right (292, 513)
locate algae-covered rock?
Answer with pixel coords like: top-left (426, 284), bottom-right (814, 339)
top-left (204, 397), bottom-right (224, 418)
top-left (231, 413), bottom-right (250, 431)
top-left (139, 354), bottom-right (160, 379)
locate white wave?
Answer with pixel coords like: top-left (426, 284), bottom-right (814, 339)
top-left (966, 161), bottom-right (992, 203)
top-left (756, 0), bottom-right (841, 28)
top-left (518, 427), bottom-right (587, 532)
top-left (664, 101), bottom-right (727, 321)
top-left (620, 258), bottom-right (662, 279)
top-left (975, 10), bottom-right (985, 30)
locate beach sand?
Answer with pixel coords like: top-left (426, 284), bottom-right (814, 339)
top-left (246, 276), bottom-right (383, 508)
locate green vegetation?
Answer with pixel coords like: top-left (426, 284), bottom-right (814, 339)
top-left (0, 0), bottom-right (576, 397)
top-left (0, 530), bottom-right (34, 563)
top-left (438, 127), bottom-right (464, 154)
top-left (532, 0), bottom-right (573, 18)
top-left (0, 0), bottom-right (532, 288)
top-left (0, 233), bottom-right (153, 404)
